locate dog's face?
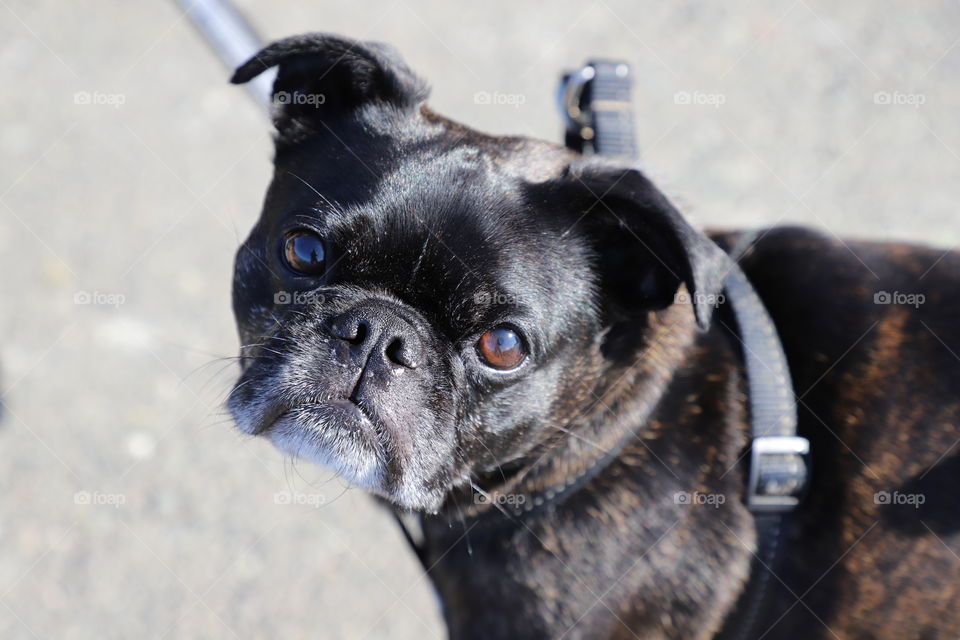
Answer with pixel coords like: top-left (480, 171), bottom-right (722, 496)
top-left (227, 34), bottom-right (728, 512)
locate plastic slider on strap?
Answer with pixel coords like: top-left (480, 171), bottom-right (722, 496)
top-left (747, 436), bottom-right (810, 512)
top-left (558, 60), bottom-right (637, 159)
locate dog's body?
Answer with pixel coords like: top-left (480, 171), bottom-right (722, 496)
top-left (228, 34), bottom-right (960, 639)
top-left (422, 229), bottom-right (960, 639)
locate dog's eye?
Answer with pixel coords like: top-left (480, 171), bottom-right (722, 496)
top-left (477, 326), bottom-right (527, 370)
top-left (282, 230), bottom-right (326, 275)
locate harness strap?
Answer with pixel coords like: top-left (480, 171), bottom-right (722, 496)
top-left (398, 64), bottom-right (812, 640)
top-left (716, 252), bottom-right (809, 640)
top-left (560, 72), bottom-right (811, 638)
top-left (560, 60), bottom-right (638, 159)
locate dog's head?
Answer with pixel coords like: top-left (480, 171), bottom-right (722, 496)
top-left (227, 33), bottom-right (729, 512)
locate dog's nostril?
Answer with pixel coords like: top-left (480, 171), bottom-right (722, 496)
top-left (331, 316), bottom-right (368, 344)
top-left (353, 321), bottom-right (368, 345)
top-left (385, 336), bottom-right (417, 368)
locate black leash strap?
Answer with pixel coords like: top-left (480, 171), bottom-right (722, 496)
top-left (177, 0), bottom-right (274, 109)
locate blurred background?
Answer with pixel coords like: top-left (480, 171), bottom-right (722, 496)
top-left (1, 1), bottom-right (957, 638)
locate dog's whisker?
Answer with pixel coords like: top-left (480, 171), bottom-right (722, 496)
top-left (469, 481), bottom-right (510, 520)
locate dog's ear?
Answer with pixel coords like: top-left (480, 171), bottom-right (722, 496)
top-left (231, 33), bottom-right (429, 141)
top-left (531, 162), bottom-right (730, 329)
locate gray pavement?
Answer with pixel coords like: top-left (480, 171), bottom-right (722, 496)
top-left (1, 1), bottom-right (958, 638)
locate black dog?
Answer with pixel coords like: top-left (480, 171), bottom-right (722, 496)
top-left (227, 33), bottom-right (960, 639)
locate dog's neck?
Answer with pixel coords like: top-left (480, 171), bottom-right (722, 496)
top-left (416, 307), bottom-right (759, 640)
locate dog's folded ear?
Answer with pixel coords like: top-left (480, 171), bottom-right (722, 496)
top-left (231, 33), bottom-right (429, 141)
top-left (530, 162), bottom-right (731, 329)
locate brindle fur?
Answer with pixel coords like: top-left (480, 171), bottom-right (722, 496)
top-left (421, 230), bottom-right (960, 639)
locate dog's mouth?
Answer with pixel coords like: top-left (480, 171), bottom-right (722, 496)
top-left (255, 398), bottom-right (383, 451)
top-left (226, 337), bottom-right (460, 511)
top-left (229, 386), bottom-right (389, 491)
top-left (250, 398), bottom-right (372, 437)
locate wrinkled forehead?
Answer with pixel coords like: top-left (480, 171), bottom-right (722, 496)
top-left (268, 139), bottom-right (592, 340)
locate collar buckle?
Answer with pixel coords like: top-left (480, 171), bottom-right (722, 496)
top-left (746, 436), bottom-right (810, 512)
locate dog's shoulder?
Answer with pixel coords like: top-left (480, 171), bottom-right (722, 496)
top-left (712, 226), bottom-right (959, 355)
top-left (710, 226), bottom-right (960, 638)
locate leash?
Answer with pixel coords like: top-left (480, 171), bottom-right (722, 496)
top-left (176, 0), bottom-right (275, 109)
top-left (560, 67), bottom-right (811, 639)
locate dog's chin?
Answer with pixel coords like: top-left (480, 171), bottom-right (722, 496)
top-left (266, 402), bottom-right (387, 493)
top-left (233, 399), bottom-right (451, 513)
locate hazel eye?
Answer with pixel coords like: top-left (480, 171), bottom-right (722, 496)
top-left (282, 230), bottom-right (326, 275)
top-left (477, 326), bottom-right (527, 370)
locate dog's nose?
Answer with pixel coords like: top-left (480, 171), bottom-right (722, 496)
top-left (329, 304), bottom-right (422, 369)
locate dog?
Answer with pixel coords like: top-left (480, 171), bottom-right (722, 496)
top-left (226, 33), bottom-right (960, 639)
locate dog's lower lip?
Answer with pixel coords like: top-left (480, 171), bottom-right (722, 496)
top-left (253, 399), bottom-right (370, 435)
top-left (326, 399), bottom-right (367, 422)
